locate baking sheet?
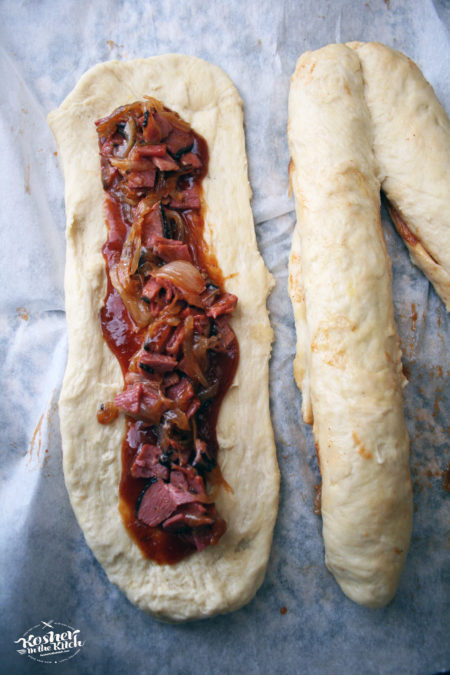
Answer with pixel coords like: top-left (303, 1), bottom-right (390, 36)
top-left (1, 0), bottom-right (449, 673)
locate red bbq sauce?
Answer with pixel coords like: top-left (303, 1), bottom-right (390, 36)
top-left (96, 98), bottom-right (238, 564)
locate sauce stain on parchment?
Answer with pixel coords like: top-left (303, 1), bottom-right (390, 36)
top-left (411, 302), bottom-right (417, 331)
top-left (433, 387), bottom-right (442, 419)
top-left (16, 306), bottom-right (29, 321)
top-left (27, 393), bottom-right (57, 472)
top-left (442, 463), bottom-right (450, 493)
top-left (412, 457), bottom-right (445, 492)
top-left (106, 39), bottom-right (123, 51)
top-left (24, 162), bottom-right (31, 194)
top-left (28, 412), bottom-right (44, 467)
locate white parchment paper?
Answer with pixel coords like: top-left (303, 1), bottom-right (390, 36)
top-left (1, 1), bottom-right (449, 673)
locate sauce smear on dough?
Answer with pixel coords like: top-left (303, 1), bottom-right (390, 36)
top-left (96, 98), bottom-right (239, 564)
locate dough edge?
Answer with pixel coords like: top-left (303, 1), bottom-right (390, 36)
top-left (347, 41), bottom-right (450, 310)
top-left (48, 54), bottom-right (280, 622)
top-left (287, 43), bottom-right (412, 608)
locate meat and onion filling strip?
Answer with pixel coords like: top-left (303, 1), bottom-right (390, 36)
top-left (96, 98), bottom-right (239, 563)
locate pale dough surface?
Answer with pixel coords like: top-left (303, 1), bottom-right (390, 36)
top-left (348, 41), bottom-right (450, 310)
top-left (48, 55), bottom-right (279, 621)
top-left (288, 44), bottom-right (413, 608)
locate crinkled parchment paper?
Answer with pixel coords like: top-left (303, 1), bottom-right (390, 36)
top-left (1, 0), bottom-right (448, 673)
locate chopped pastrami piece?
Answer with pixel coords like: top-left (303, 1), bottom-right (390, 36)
top-left (163, 371), bottom-right (180, 388)
top-left (153, 154), bottom-right (179, 172)
top-left (133, 143), bottom-right (167, 157)
top-left (168, 464), bottom-right (207, 495)
top-left (114, 382), bottom-right (172, 424)
top-left (206, 292), bottom-right (238, 319)
top-left (162, 503), bottom-right (213, 532)
top-left (165, 323), bottom-right (185, 356)
top-left (153, 111), bottom-right (172, 139)
top-left (141, 112), bottom-right (162, 143)
top-left (180, 152), bottom-right (202, 168)
top-left (141, 276), bottom-right (174, 303)
top-left (193, 525), bottom-right (222, 551)
top-left (186, 398), bottom-right (200, 418)
top-left (214, 316), bottom-right (236, 349)
top-left (152, 236), bottom-right (191, 263)
top-left (166, 377), bottom-right (194, 405)
top-left (114, 383), bottom-right (141, 415)
top-left (170, 469), bottom-right (189, 491)
top-left (137, 480), bottom-right (200, 527)
top-left (185, 465), bottom-right (206, 494)
top-left (168, 187), bottom-right (201, 210)
top-left (131, 444), bottom-right (169, 480)
top-left (166, 128), bottom-right (194, 156)
top-left (102, 194), bottom-right (127, 253)
top-left (192, 531), bottom-right (213, 551)
top-left (138, 352), bottom-right (178, 373)
top-left (127, 170), bottom-right (156, 188)
top-left (142, 203), bottom-right (164, 245)
top-left (144, 322), bottom-right (173, 353)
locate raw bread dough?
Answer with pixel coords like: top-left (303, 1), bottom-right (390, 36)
top-left (288, 44), bottom-right (413, 608)
top-left (348, 41), bottom-right (450, 310)
top-left (48, 55), bottom-right (279, 621)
